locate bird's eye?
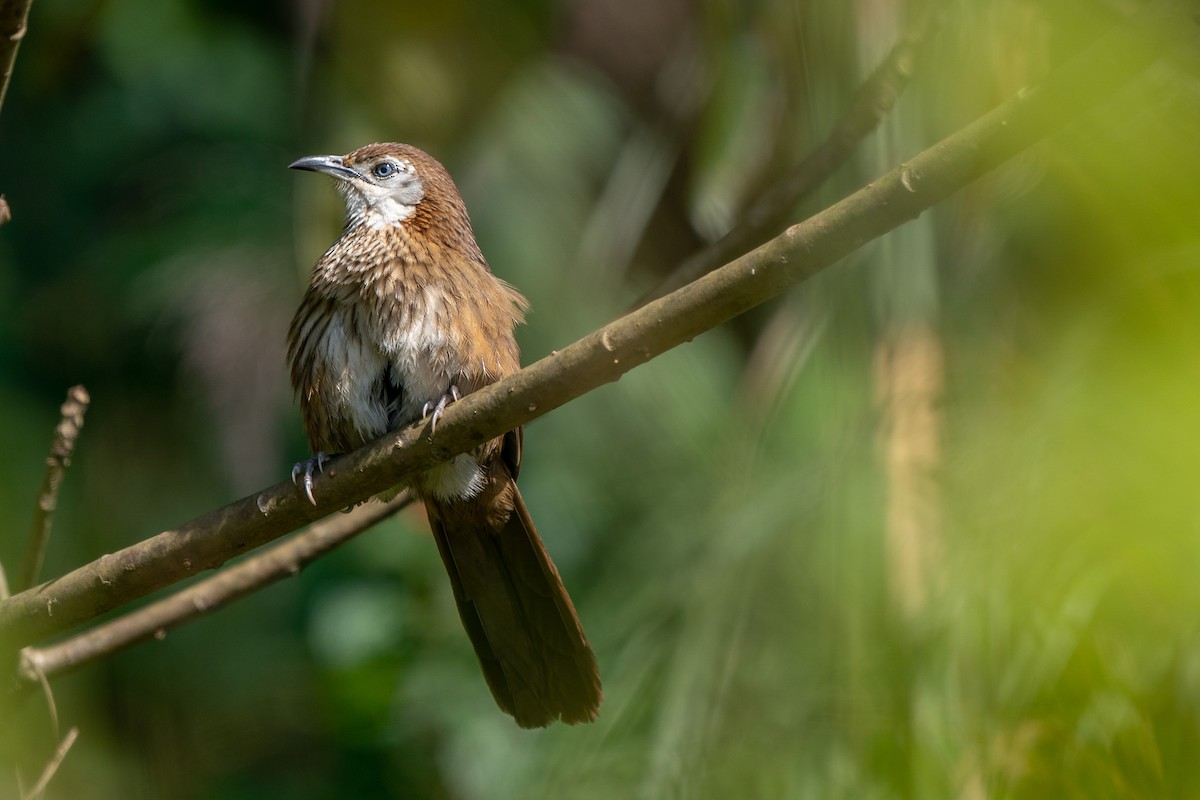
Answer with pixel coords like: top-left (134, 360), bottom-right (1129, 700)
top-left (372, 162), bottom-right (397, 179)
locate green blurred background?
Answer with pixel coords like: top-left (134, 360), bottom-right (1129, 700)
top-left (2, 0), bottom-right (1199, 797)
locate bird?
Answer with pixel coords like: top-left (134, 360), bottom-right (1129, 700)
top-left (285, 142), bottom-right (601, 727)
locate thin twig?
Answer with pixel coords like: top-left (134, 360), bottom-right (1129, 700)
top-left (19, 386), bottom-right (90, 592)
top-left (636, 0), bottom-right (946, 307)
top-left (0, 194), bottom-right (10, 225)
top-left (20, 493), bottom-right (411, 680)
top-left (21, 726), bottom-right (78, 800)
top-left (28, 659), bottom-right (58, 739)
top-left (0, 560), bottom-right (10, 601)
top-left (0, 0), bottom-right (33, 122)
top-left (0, 0), bottom-right (1191, 653)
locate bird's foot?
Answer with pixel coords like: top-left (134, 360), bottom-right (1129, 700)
top-left (422, 385), bottom-right (461, 434)
top-left (291, 451), bottom-right (331, 505)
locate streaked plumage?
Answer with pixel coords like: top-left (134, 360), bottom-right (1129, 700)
top-left (286, 142), bottom-right (601, 727)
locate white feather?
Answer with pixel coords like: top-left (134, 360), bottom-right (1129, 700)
top-left (423, 455), bottom-right (485, 501)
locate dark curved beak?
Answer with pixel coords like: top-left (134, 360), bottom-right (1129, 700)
top-left (288, 154), bottom-right (360, 181)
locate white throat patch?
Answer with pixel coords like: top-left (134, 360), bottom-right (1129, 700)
top-left (355, 195), bottom-right (416, 229)
top-left (339, 162), bottom-right (424, 230)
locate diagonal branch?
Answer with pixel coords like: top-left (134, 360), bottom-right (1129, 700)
top-left (0, 0), bottom-right (32, 123)
top-left (637, 0), bottom-right (947, 307)
top-left (19, 386), bottom-right (90, 592)
top-left (0, 0), bottom-right (1192, 653)
top-left (0, 0), bottom-right (33, 227)
top-left (21, 726), bottom-right (77, 800)
top-left (18, 493), bottom-right (411, 682)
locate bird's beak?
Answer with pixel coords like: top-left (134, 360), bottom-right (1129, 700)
top-left (288, 154), bottom-right (361, 181)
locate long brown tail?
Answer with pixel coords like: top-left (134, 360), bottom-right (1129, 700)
top-left (425, 484), bottom-right (601, 728)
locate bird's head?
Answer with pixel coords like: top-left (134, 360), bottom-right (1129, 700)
top-left (290, 142), bottom-right (460, 231)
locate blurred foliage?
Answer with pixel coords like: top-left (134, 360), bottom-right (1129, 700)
top-left (2, 0), bottom-right (1199, 798)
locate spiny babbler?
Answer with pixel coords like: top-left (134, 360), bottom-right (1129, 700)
top-left (286, 143), bottom-right (601, 727)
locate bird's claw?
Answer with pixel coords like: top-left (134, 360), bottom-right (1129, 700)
top-left (291, 451), bottom-right (331, 505)
top-left (422, 385), bottom-right (461, 434)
